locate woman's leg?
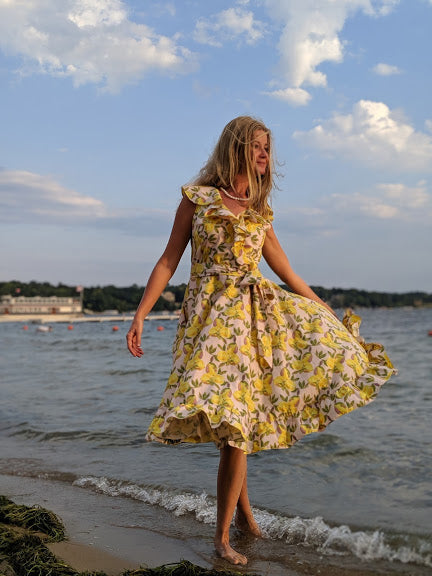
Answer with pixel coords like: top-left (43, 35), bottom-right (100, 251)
top-left (235, 463), bottom-right (262, 537)
top-left (215, 444), bottom-right (248, 564)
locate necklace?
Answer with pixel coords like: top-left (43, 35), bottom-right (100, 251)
top-left (220, 187), bottom-right (249, 202)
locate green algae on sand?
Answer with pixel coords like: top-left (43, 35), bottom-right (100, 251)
top-left (0, 495), bottom-right (65, 542)
top-left (0, 496), bottom-right (259, 576)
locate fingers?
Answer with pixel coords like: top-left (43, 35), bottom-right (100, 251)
top-left (126, 328), bottom-right (144, 357)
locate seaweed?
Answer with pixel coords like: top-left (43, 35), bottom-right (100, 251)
top-left (0, 496), bottom-right (65, 542)
top-left (0, 497), bottom-right (260, 576)
top-left (124, 560), bottom-right (257, 575)
top-left (0, 526), bottom-right (76, 576)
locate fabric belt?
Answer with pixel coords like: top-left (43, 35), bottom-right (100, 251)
top-left (190, 265), bottom-right (278, 368)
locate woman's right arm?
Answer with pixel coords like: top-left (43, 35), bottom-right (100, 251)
top-left (126, 196), bottom-right (195, 357)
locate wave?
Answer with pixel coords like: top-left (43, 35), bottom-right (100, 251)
top-left (9, 427), bottom-right (146, 446)
top-left (73, 475), bottom-right (431, 568)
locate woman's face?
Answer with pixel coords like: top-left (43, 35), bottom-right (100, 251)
top-left (251, 130), bottom-right (269, 176)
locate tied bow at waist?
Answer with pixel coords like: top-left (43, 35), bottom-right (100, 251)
top-left (190, 265), bottom-right (278, 369)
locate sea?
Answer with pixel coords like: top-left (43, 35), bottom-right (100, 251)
top-left (0, 307), bottom-right (431, 573)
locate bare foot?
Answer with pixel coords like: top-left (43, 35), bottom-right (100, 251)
top-left (235, 508), bottom-right (262, 537)
top-left (215, 540), bottom-right (248, 565)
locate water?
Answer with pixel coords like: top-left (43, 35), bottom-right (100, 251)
top-left (1, 308), bottom-right (431, 571)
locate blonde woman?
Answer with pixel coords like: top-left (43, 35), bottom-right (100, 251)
top-left (127, 116), bottom-right (395, 565)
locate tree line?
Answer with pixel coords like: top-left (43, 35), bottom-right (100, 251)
top-left (1, 280), bottom-right (431, 313)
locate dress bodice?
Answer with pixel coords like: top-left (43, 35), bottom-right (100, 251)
top-left (182, 186), bottom-right (273, 278)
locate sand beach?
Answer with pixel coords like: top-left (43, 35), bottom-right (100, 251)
top-left (1, 473), bottom-right (428, 576)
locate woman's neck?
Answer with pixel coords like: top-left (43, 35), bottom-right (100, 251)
top-left (233, 176), bottom-right (249, 197)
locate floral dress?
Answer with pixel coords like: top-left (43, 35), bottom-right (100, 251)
top-left (147, 186), bottom-right (396, 454)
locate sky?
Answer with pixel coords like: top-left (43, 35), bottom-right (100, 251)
top-left (1, 0), bottom-right (431, 293)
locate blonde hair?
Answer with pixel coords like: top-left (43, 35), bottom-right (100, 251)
top-left (192, 116), bottom-right (275, 217)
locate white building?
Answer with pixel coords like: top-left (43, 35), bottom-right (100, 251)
top-left (0, 294), bottom-right (82, 315)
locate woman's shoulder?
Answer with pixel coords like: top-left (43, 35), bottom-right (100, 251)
top-left (181, 185), bottom-right (219, 206)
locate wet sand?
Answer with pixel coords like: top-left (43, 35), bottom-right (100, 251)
top-left (1, 473), bottom-right (426, 576)
top-left (0, 474), bottom-right (205, 574)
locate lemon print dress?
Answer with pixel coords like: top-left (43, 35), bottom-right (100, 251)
top-left (147, 186), bottom-right (396, 454)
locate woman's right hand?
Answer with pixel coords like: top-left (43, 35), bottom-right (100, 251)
top-left (125, 196), bottom-right (195, 359)
top-left (126, 318), bottom-right (144, 357)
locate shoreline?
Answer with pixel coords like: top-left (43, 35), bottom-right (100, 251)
top-left (1, 304), bottom-right (431, 325)
top-left (0, 313), bottom-right (179, 324)
top-left (0, 473), bottom-right (428, 576)
top-left (0, 474), bottom-right (212, 575)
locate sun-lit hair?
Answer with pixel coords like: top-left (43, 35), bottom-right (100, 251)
top-left (192, 116), bottom-right (275, 217)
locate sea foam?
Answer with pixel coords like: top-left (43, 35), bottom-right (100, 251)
top-left (73, 475), bottom-right (431, 568)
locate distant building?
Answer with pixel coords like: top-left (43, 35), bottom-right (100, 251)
top-left (0, 294), bottom-right (82, 315)
top-left (161, 290), bottom-right (176, 303)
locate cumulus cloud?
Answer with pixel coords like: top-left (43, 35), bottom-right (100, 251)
top-left (331, 181), bottom-right (431, 220)
top-left (265, 87), bottom-right (311, 106)
top-left (264, 0), bottom-right (399, 104)
top-left (0, 0), bottom-right (194, 90)
top-left (293, 100), bottom-right (432, 171)
top-left (373, 62), bottom-right (402, 75)
top-left (194, 6), bottom-right (265, 47)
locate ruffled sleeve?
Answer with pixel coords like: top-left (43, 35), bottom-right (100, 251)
top-left (265, 204), bottom-right (274, 224)
top-left (182, 186), bottom-right (218, 206)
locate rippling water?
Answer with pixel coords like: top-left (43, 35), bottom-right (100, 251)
top-left (1, 308), bottom-right (431, 570)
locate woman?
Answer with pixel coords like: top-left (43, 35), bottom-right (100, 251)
top-left (126, 116), bottom-right (395, 565)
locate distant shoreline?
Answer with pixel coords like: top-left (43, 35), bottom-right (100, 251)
top-left (0, 313), bottom-right (179, 324)
top-left (2, 280), bottom-right (432, 313)
top-left (1, 305), bottom-right (431, 325)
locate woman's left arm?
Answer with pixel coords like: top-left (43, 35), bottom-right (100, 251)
top-left (262, 225), bottom-right (336, 316)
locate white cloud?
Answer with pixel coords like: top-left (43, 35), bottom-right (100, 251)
top-left (0, 168), bottom-right (175, 237)
top-left (0, 0), bottom-right (194, 91)
top-left (293, 100), bottom-right (432, 171)
top-left (68, 0), bottom-right (125, 27)
top-left (264, 0), bottom-right (399, 104)
top-left (265, 87), bottom-right (311, 106)
top-left (331, 181), bottom-right (431, 220)
top-left (194, 6), bottom-right (265, 47)
top-left (0, 169), bottom-right (107, 221)
top-left (372, 62), bottom-right (402, 75)
top-left (371, 0), bottom-right (400, 16)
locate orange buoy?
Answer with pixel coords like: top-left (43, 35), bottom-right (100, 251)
top-left (428, 330), bottom-right (432, 337)
top-left (157, 325), bottom-right (164, 331)
top-left (23, 325), bottom-right (29, 331)
top-left (67, 325), bottom-right (74, 330)
top-left (112, 326), bottom-right (119, 332)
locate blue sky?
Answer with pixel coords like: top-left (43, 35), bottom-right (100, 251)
top-left (1, 0), bottom-right (431, 292)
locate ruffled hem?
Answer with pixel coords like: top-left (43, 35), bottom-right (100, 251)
top-left (147, 307), bottom-right (396, 454)
top-left (342, 308), bottom-right (397, 382)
